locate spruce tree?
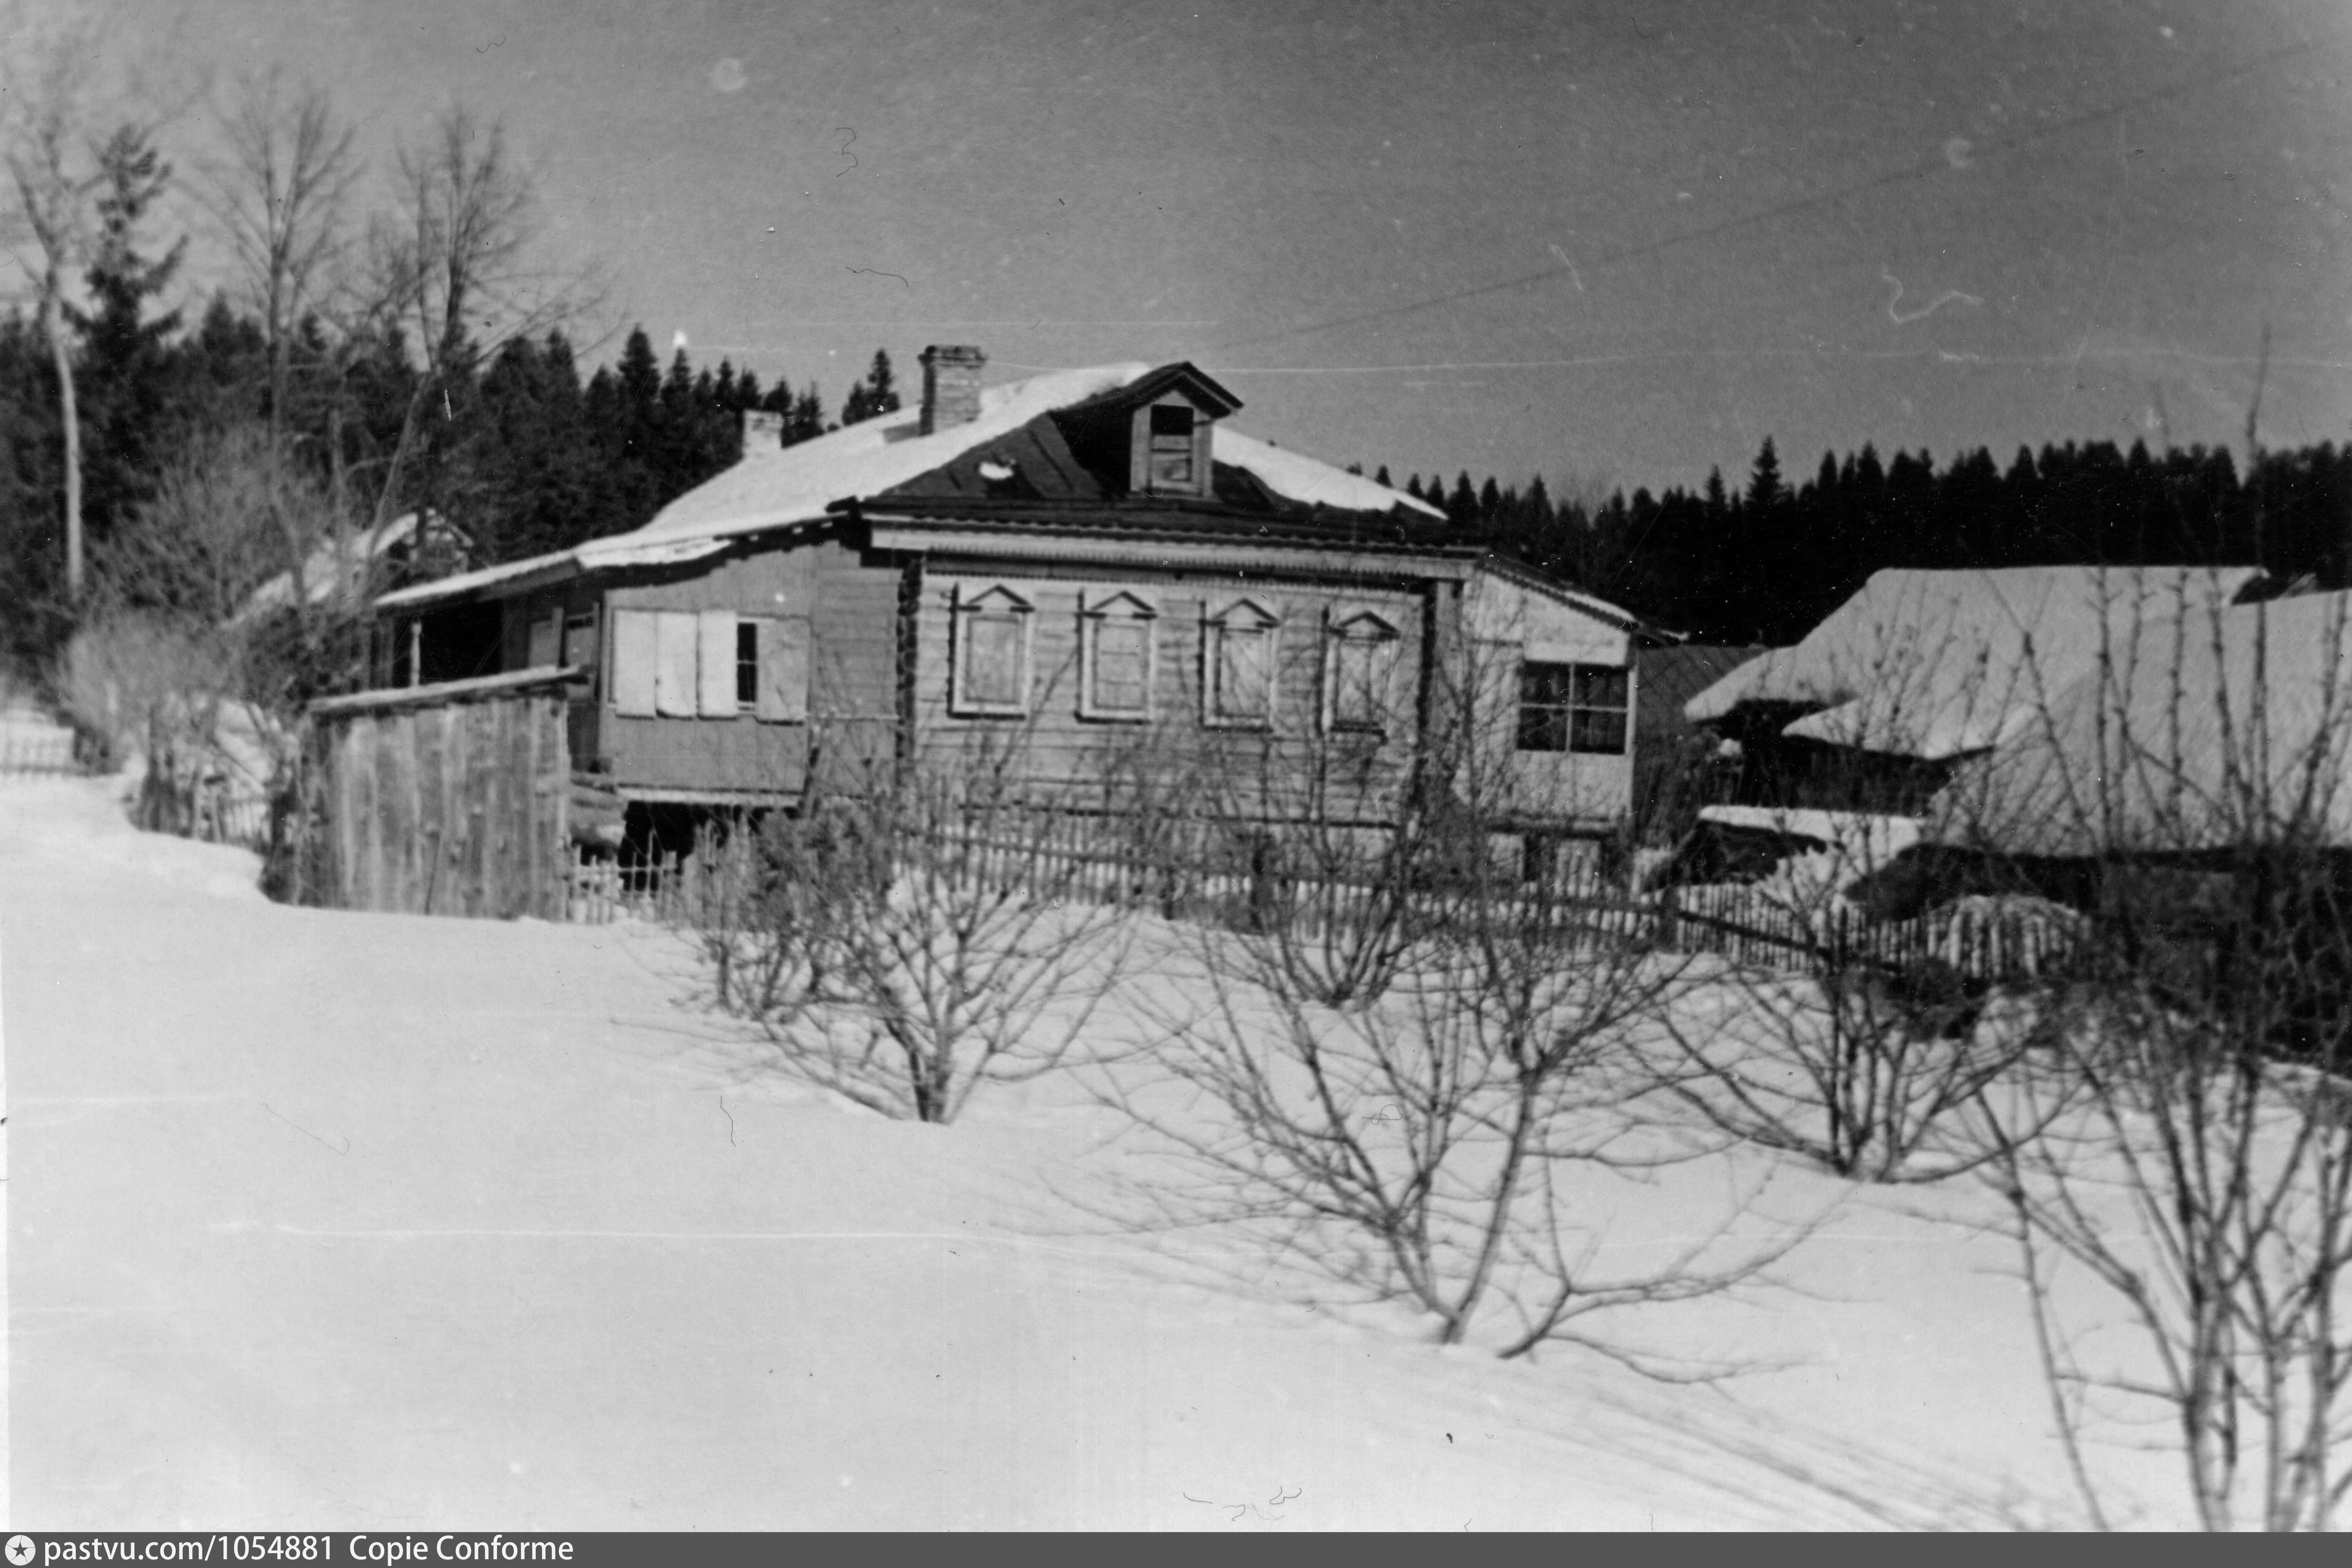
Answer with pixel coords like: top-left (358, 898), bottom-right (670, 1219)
top-left (1447, 471), bottom-right (1479, 529)
top-left (1745, 437), bottom-right (1784, 511)
top-left (839, 348), bottom-right (901, 426)
top-left (869, 350), bottom-right (899, 413)
top-left (788, 382), bottom-right (826, 444)
top-left (72, 124), bottom-right (189, 555)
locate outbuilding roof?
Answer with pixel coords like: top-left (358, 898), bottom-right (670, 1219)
top-left (1926, 588), bottom-right (2352, 856)
top-left (1683, 565), bottom-right (2264, 759)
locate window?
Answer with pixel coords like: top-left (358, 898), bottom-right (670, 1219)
top-left (610, 608), bottom-right (804, 721)
top-left (1324, 610), bottom-right (1401, 732)
top-left (1204, 599), bottom-right (1279, 726)
top-left (1518, 661), bottom-right (1630, 754)
top-left (526, 610), bottom-right (560, 669)
top-left (1080, 590), bottom-right (1157, 720)
top-left (1148, 404), bottom-right (1196, 489)
top-left (951, 585), bottom-right (1034, 715)
top-left (561, 610), bottom-right (598, 676)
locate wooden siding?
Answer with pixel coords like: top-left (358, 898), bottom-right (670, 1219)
top-left (805, 538), bottom-right (905, 792)
top-left (911, 566), bottom-right (1430, 822)
top-left (366, 532), bottom-right (1636, 834)
top-left (1456, 572), bottom-right (1636, 828)
top-left (590, 546), bottom-right (831, 796)
top-left (309, 690), bottom-right (570, 918)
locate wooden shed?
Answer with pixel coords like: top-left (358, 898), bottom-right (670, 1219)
top-left (301, 667), bottom-right (579, 919)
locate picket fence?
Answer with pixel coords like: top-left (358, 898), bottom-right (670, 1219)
top-left (568, 811), bottom-right (2079, 984)
top-left (0, 703), bottom-right (83, 776)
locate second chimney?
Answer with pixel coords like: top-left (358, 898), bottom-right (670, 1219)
top-left (919, 344), bottom-right (987, 436)
top-left (742, 408), bottom-right (785, 452)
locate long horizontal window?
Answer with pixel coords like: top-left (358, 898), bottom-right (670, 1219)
top-left (610, 608), bottom-right (808, 723)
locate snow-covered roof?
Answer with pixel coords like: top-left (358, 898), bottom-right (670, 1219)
top-left (375, 363), bottom-right (1445, 611)
top-left (1683, 565), bottom-right (2264, 760)
top-left (1928, 588), bottom-right (2352, 856)
top-left (237, 512), bottom-right (429, 623)
top-left (1469, 553), bottom-right (1671, 640)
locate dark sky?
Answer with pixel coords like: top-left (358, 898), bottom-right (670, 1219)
top-left (101, 0), bottom-right (2352, 495)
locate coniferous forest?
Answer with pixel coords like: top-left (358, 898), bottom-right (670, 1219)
top-left (1378, 434), bottom-right (2352, 645)
top-left (1, 290), bottom-right (893, 673)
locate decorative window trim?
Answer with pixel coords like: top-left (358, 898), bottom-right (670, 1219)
top-left (1078, 588), bottom-right (1159, 722)
top-left (1517, 660), bottom-right (1631, 755)
top-left (949, 582), bottom-right (1036, 717)
top-left (1202, 596), bottom-right (1281, 729)
top-left (1321, 607), bottom-right (1402, 734)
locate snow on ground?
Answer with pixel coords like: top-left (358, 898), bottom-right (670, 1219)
top-left (4, 774), bottom-right (2190, 1529)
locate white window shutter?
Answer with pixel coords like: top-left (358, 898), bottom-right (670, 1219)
top-left (757, 617), bottom-right (810, 722)
top-left (611, 610), bottom-right (658, 717)
top-left (654, 610), bottom-right (700, 716)
top-left (527, 613), bottom-right (560, 670)
top-left (697, 610), bottom-right (738, 715)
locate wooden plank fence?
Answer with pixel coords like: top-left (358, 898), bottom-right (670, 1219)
top-left (304, 672), bottom-right (574, 919)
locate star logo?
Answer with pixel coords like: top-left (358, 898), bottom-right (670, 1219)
top-left (5, 1535), bottom-right (35, 1566)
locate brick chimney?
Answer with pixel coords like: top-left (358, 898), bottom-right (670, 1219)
top-left (919, 345), bottom-right (987, 436)
top-left (742, 408), bottom-right (785, 452)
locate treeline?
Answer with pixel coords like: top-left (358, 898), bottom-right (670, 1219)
top-left (0, 51), bottom-right (907, 680)
top-left (1, 278), bottom-right (901, 668)
top-left (1380, 436), bottom-right (2352, 644)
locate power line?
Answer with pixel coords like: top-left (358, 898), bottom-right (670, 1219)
top-left (1203, 33), bottom-right (2333, 360)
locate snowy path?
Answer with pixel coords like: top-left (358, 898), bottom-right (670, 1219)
top-left (4, 777), bottom-right (2155, 1528)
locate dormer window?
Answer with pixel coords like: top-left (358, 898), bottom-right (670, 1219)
top-left (1054, 362), bottom-right (1239, 499)
top-left (1133, 398), bottom-right (1212, 497)
top-left (1148, 406), bottom-right (1196, 488)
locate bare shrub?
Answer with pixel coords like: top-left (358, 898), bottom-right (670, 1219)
top-left (1113, 879), bottom-right (1780, 1362)
top-left (1654, 906), bottom-right (2048, 1184)
top-left (1948, 583), bottom-right (2352, 1530)
top-left (105, 423), bottom-right (320, 626)
top-left (53, 611), bottom-right (242, 833)
top-left (1105, 610), bottom-right (1789, 1361)
top-left (699, 729), bottom-right (1135, 1124)
top-left (1974, 907), bottom-right (2352, 1531)
top-left (1181, 721), bottom-right (1447, 1008)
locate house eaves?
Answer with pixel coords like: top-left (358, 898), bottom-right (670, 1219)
top-left (865, 524), bottom-right (1483, 583)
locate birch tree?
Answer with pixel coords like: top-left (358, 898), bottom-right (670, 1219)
top-left (1, 23), bottom-right (105, 604)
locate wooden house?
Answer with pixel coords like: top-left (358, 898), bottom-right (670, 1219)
top-left (362, 349), bottom-right (1656, 876)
